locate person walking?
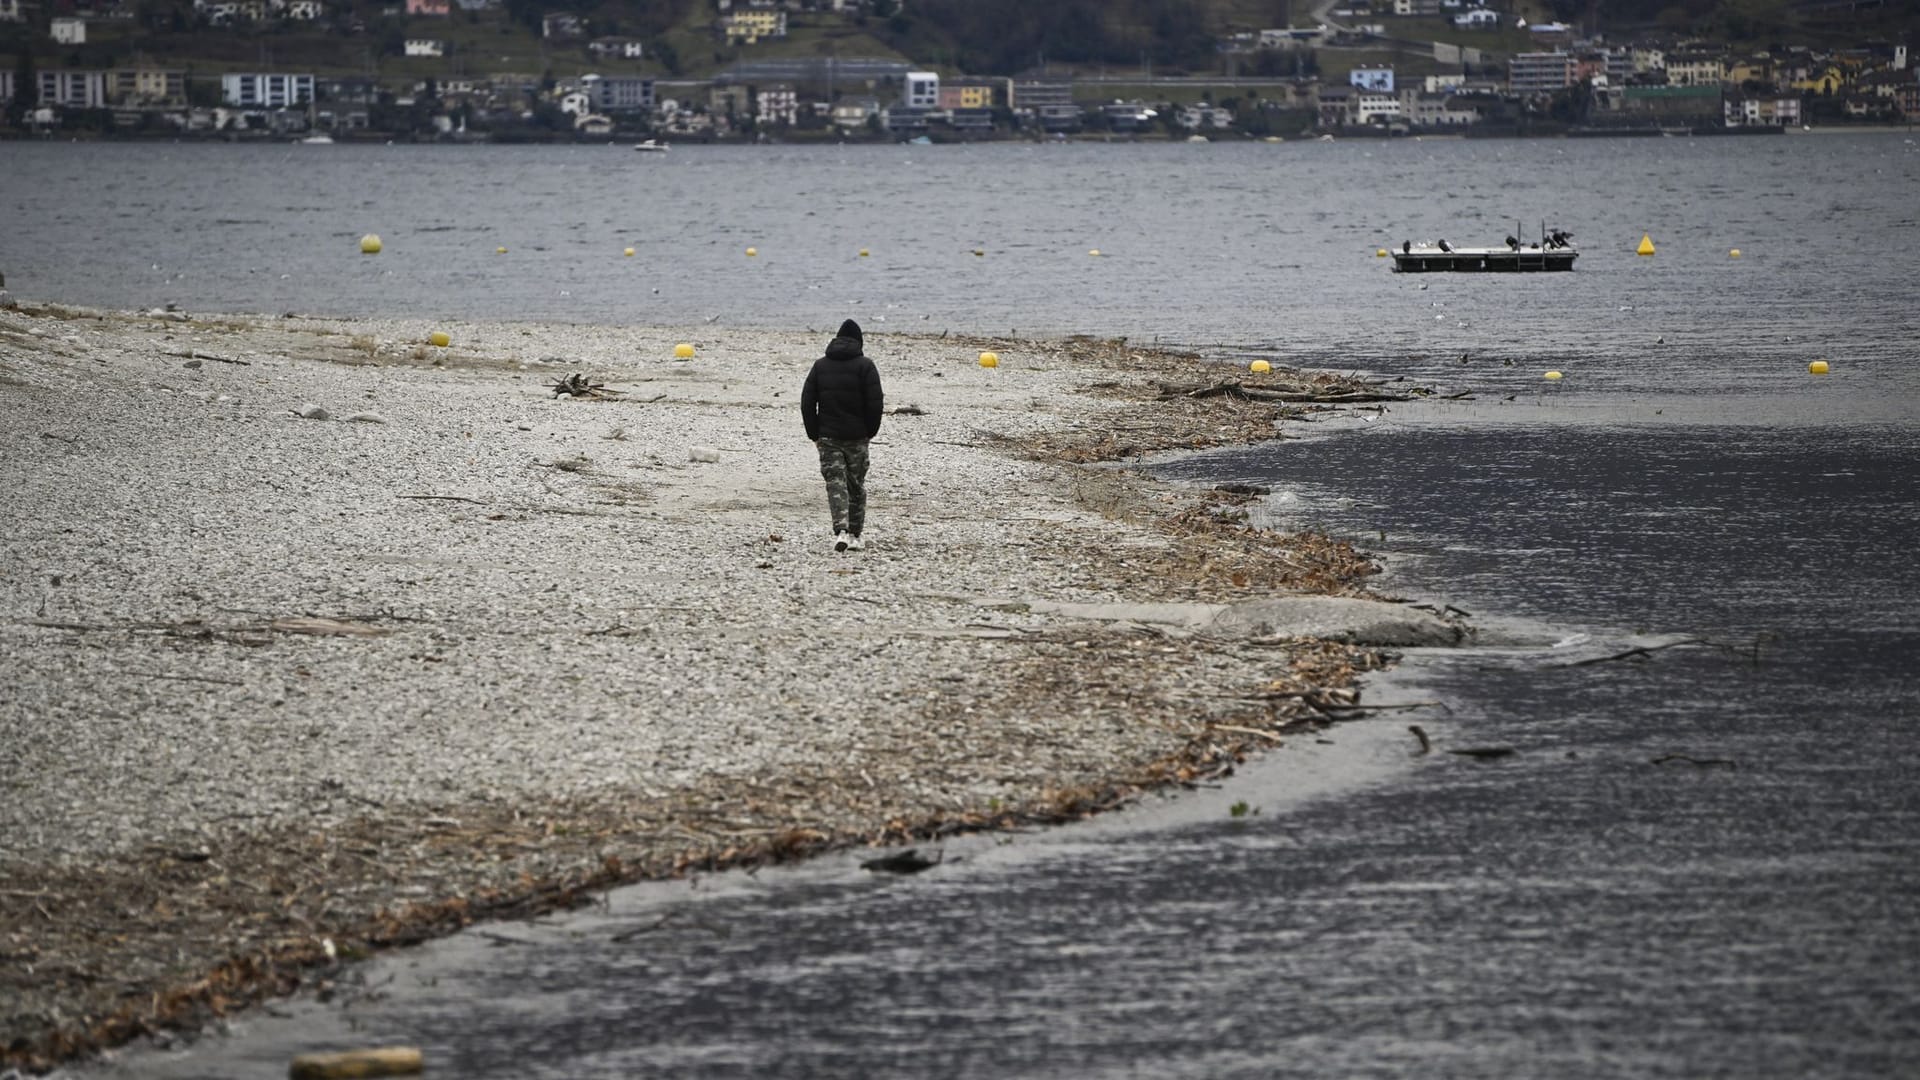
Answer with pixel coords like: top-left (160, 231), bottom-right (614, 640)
top-left (800, 319), bottom-right (884, 552)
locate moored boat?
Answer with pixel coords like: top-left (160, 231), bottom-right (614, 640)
top-left (1392, 226), bottom-right (1577, 273)
top-left (633, 139), bottom-right (669, 153)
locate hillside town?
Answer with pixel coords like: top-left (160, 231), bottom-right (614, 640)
top-left (2, 0), bottom-right (1915, 139)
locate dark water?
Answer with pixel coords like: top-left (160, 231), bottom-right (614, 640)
top-left (104, 411), bottom-right (1920, 1080)
top-left (41, 138), bottom-right (1920, 1077)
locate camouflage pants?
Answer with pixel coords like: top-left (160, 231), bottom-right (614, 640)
top-left (815, 436), bottom-right (870, 536)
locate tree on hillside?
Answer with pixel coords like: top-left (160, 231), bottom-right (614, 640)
top-left (894, 0), bottom-right (1222, 74)
top-left (621, 0), bottom-right (694, 38)
top-left (1147, 0), bottom-right (1213, 71)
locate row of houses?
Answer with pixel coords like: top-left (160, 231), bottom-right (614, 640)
top-left (7, 44), bottom-right (1917, 136)
top-left (1505, 42), bottom-right (1911, 96)
top-left (0, 68), bottom-right (315, 108)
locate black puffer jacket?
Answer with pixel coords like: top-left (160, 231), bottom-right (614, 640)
top-left (800, 319), bottom-right (885, 441)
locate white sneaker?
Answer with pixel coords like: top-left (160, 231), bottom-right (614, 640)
top-left (834, 531), bottom-right (850, 552)
top-left (845, 535), bottom-right (865, 552)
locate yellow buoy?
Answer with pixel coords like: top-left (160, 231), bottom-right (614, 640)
top-left (624, 247), bottom-right (635, 257)
top-left (674, 343), bottom-right (695, 359)
top-left (1637, 234), bottom-right (1656, 256)
top-left (1808, 359), bottom-right (1829, 375)
top-left (428, 331), bottom-right (450, 348)
top-left (359, 234), bottom-right (382, 255)
top-left (1729, 248), bottom-right (1742, 258)
top-left (1088, 249), bottom-right (1101, 257)
top-left (978, 351), bottom-right (999, 368)
top-left (745, 247), bottom-right (758, 257)
top-left (1376, 248), bottom-right (1388, 257)
top-left (1250, 359), bottom-right (1272, 374)
top-left (496, 246), bottom-right (507, 254)
top-left (859, 248), bottom-right (870, 257)
top-left (1544, 370), bottom-right (1564, 381)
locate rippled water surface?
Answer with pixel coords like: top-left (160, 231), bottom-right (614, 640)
top-left (37, 137), bottom-right (1920, 1079)
top-left (5, 135), bottom-right (1919, 369)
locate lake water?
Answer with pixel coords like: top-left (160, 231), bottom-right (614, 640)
top-left (22, 136), bottom-right (1920, 1078)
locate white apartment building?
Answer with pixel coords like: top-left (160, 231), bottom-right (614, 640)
top-left (904, 71), bottom-right (938, 109)
top-left (221, 72), bottom-right (315, 107)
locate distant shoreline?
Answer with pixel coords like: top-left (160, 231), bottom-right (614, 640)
top-left (2, 122), bottom-right (1913, 146)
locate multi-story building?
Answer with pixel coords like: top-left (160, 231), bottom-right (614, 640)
top-left (109, 67), bottom-right (187, 106)
top-left (1350, 66), bottom-right (1395, 91)
top-left (1010, 76), bottom-right (1072, 111)
top-left (936, 80), bottom-right (1000, 110)
top-left (1404, 91), bottom-right (1484, 127)
top-left (722, 10), bottom-right (785, 44)
top-left (51, 16), bottom-right (87, 43)
top-left (1355, 90), bottom-right (1401, 124)
top-left (1666, 51), bottom-right (1726, 87)
top-left (755, 83), bottom-right (797, 126)
top-left (0, 0), bottom-right (26, 22)
top-left (36, 70), bottom-right (111, 108)
top-left (1724, 95), bottom-right (1802, 126)
top-left (1317, 85), bottom-right (1353, 127)
top-left (1010, 76), bottom-right (1078, 130)
top-left (581, 74), bottom-right (654, 112)
top-left (1508, 51), bottom-right (1575, 95)
top-left (319, 76), bottom-right (380, 105)
top-left (903, 71), bottom-right (938, 109)
top-left (221, 72), bottom-right (315, 107)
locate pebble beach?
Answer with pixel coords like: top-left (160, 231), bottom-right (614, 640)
top-left (0, 301), bottom-right (1446, 1069)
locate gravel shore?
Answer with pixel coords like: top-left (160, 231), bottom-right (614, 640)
top-left (1, 302), bottom-right (1419, 1068)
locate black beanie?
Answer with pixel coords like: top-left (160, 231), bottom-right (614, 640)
top-left (837, 319), bottom-right (862, 343)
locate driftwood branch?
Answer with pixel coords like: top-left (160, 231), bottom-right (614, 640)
top-left (1563, 638), bottom-right (1705, 667)
top-left (163, 349), bottom-right (250, 366)
top-left (1155, 380), bottom-right (1411, 405)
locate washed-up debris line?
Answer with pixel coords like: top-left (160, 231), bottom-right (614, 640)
top-left (984, 336), bottom-right (1418, 465)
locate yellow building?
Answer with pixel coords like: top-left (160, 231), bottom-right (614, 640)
top-left (1725, 58), bottom-right (1772, 86)
top-left (1791, 64), bottom-right (1848, 95)
top-left (110, 66), bottom-right (187, 106)
top-left (722, 10), bottom-right (785, 44)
